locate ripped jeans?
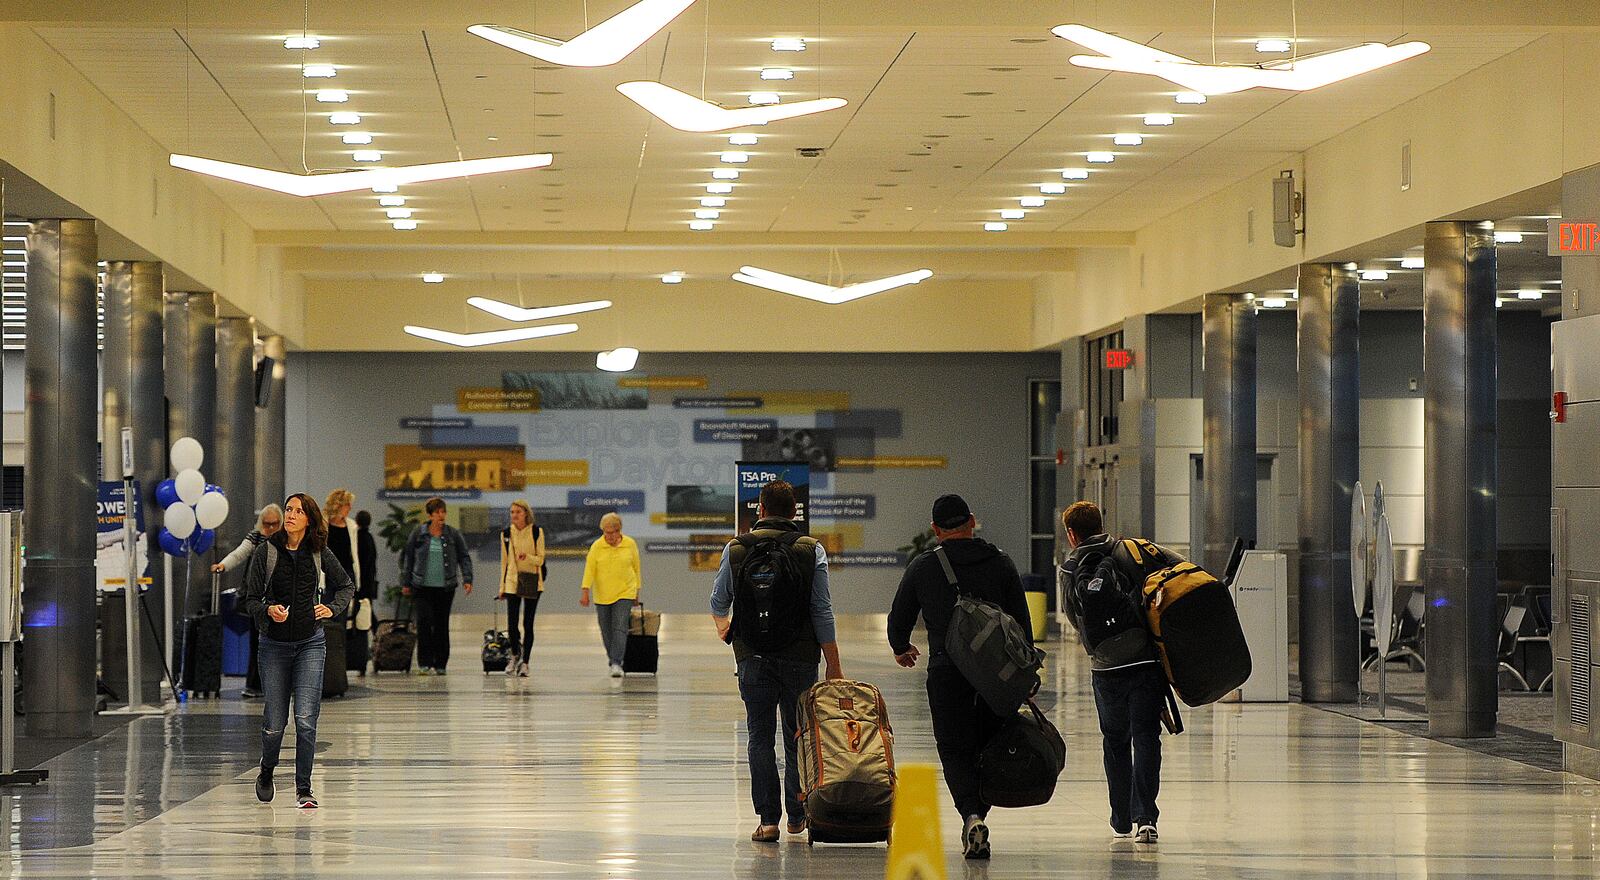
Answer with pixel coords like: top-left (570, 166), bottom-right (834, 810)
top-left (258, 628), bottom-right (327, 793)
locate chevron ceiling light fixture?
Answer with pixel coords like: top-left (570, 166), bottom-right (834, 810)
top-left (469, 0), bottom-right (697, 67)
top-left (169, 153), bottom-right (553, 197)
top-left (402, 323), bottom-right (580, 348)
top-left (731, 266), bottom-right (933, 305)
top-left (616, 81), bottom-right (846, 132)
top-left (465, 297), bottom-right (613, 321)
top-left (1050, 24), bottom-right (1429, 94)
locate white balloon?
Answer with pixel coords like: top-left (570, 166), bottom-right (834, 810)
top-left (164, 501), bottom-right (197, 539)
top-left (175, 469), bottom-right (206, 505)
top-left (195, 491), bottom-right (230, 530)
top-left (170, 437), bottom-right (204, 472)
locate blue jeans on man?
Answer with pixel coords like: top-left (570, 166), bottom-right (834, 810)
top-left (1090, 663), bottom-right (1165, 832)
top-left (259, 629), bottom-right (328, 793)
top-left (736, 655), bottom-right (818, 826)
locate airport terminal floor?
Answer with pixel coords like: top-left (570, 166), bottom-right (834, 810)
top-left (5, 616), bottom-right (1597, 878)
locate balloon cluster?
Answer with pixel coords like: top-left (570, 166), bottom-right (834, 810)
top-left (156, 437), bottom-right (230, 557)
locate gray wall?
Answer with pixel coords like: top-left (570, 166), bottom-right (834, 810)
top-left (286, 350), bottom-right (1058, 616)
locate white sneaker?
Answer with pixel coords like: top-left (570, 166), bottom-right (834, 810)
top-left (962, 815), bottom-right (990, 860)
top-left (1134, 823), bottom-right (1158, 845)
top-left (609, 664), bottom-right (624, 678)
top-left (505, 661), bottom-right (517, 677)
top-left (1110, 827), bottom-right (1134, 840)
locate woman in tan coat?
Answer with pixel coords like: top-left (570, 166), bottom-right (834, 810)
top-left (497, 500), bottom-right (546, 677)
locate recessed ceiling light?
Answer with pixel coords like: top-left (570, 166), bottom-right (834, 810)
top-left (372, 183), bottom-right (399, 194)
top-left (1143, 113), bottom-right (1174, 126)
top-left (1040, 182), bottom-right (1067, 195)
top-left (984, 222), bottom-right (1008, 232)
top-left (302, 64), bottom-right (337, 78)
top-left (760, 68), bottom-right (794, 80)
top-left (1020, 196), bottom-right (1045, 208)
top-left (748, 91), bottom-right (781, 105)
top-left (1400, 257), bottom-right (1424, 269)
top-left (284, 36), bottom-right (321, 50)
top-left (393, 219), bottom-right (418, 230)
top-left (379, 196), bottom-right (406, 207)
top-left (720, 151), bottom-right (750, 164)
top-left (422, 273), bottom-right (445, 283)
top-left (341, 132), bottom-right (373, 145)
top-left (729, 133), bottom-right (759, 146)
top-left (1256, 39), bottom-right (1292, 53)
top-left (328, 111), bottom-right (361, 125)
top-left (386, 208), bottom-right (413, 219)
top-left (1260, 297), bottom-right (1288, 308)
top-left (661, 272), bottom-right (684, 284)
top-left (1062, 168), bottom-right (1089, 179)
top-left (701, 196), bottom-right (726, 207)
top-left (771, 37), bottom-right (806, 52)
top-left (712, 168), bottom-right (740, 180)
top-left (1517, 289), bottom-right (1543, 300)
top-left (1175, 91), bottom-right (1207, 104)
top-left (1359, 270), bottom-right (1388, 281)
top-left (1086, 151), bottom-right (1115, 163)
top-left (314, 89), bottom-right (348, 103)
top-left (1113, 133), bottom-right (1142, 146)
top-left (352, 150), bottom-right (382, 162)
top-left (487, 136), bottom-right (499, 141)
top-left (689, 220), bottom-right (714, 230)
top-left (597, 347), bottom-right (641, 372)
top-left (707, 182), bottom-right (733, 194)
top-left (695, 209), bottom-right (720, 220)
top-left (1001, 209), bottom-right (1025, 220)
top-left (1494, 231), bottom-right (1524, 243)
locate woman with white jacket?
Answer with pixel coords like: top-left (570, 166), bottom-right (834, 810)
top-left (497, 500), bottom-right (546, 677)
top-left (214, 505), bottom-right (283, 698)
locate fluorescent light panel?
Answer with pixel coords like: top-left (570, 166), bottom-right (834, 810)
top-left (342, 132), bottom-right (373, 145)
top-left (467, 297), bottom-right (612, 321)
top-left (421, 273), bottom-right (444, 283)
top-left (1001, 209), bottom-right (1024, 220)
top-left (760, 68), bottom-right (794, 80)
top-left (712, 168), bottom-right (740, 180)
top-left (379, 196), bottom-right (406, 207)
top-left (1400, 257), bottom-right (1424, 269)
top-left (695, 209), bottom-right (720, 219)
top-left (700, 196), bottom-right (726, 208)
top-left (984, 222), bottom-right (1008, 231)
top-left (1175, 91), bottom-right (1207, 104)
top-left (771, 38), bottom-right (806, 52)
top-left (404, 322), bottom-right (579, 348)
top-left (689, 220), bottom-right (714, 230)
top-left (329, 111), bottom-right (361, 124)
top-left (748, 92), bottom-right (781, 105)
top-left (284, 36), bottom-right (321, 50)
top-left (352, 150), bottom-right (382, 162)
top-left (1113, 133), bottom-right (1142, 146)
top-left (315, 89), bottom-right (348, 103)
top-left (393, 219), bottom-right (418, 230)
top-left (729, 133), bottom-right (759, 146)
top-left (1040, 183), bottom-right (1067, 194)
top-left (1020, 196), bottom-right (1045, 208)
top-left (1062, 168), bottom-right (1089, 180)
top-left (302, 64), bottom-right (337, 78)
top-left (1256, 39), bottom-right (1292, 53)
top-left (1143, 113), bottom-right (1174, 126)
top-left (1086, 151), bottom-right (1115, 163)
top-left (706, 182), bottom-right (733, 194)
top-left (1359, 270), bottom-right (1388, 281)
top-left (720, 151), bottom-right (750, 163)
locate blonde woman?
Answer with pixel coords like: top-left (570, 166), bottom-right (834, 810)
top-left (324, 489), bottom-right (371, 674)
top-left (580, 512), bottom-right (641, 678)
top-left (497, 500), bottom-right (546, 677)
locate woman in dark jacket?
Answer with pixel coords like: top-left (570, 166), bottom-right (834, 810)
top-left (242, 493), bottom-right (355, 810)
top-left (398, 497), bottom-right (474, 674)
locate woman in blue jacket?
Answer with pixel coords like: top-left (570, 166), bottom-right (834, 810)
top-left (399, 497), bottom-right (474, 674)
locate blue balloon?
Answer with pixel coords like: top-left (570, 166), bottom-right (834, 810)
top-left (155, 479), bottom-right (180, 508)
top-left (158, 527), bottom-right (189, 557)
top-left (204, 484), bottom-right (225, 496)
top-left (188, 528), bottom-right (216, 555)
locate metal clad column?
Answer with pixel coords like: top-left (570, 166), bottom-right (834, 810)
top-left (101, 262), bottom-right (166, 694)
top-left (215, 317), bottom-right (256, 587)
top-left (256, 334), bottom-right (286, 512)
top-left (1202, 293), bottom-right (1258, 575)
top-left (1423, 221), bottom-right (1499, 738)
top-left (1297, 264), bottom-right (1361, 702)
top-left (22, 219), bottom-right (99, 737)
top-left (183, 293), bottom-right (216, 613)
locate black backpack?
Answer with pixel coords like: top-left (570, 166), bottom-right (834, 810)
top-left (730, 530), bottom-right (814, 653)
top-left (1066, 546), bottom-right (1151, 665)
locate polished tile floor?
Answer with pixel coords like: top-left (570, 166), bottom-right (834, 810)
top-left (4, 615), bottom-right (1600, 878)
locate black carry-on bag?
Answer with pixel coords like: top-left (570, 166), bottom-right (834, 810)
top-left (978, 699), bottom-right (1067, 808)
top-left (622, 605), bottom-right (660, 674)
top-left (373, 596), bottom-right (418, 673)
top-left (181, 572), bottom-right (224, 698)
top-left (482, 603), bottom-right (511, 673)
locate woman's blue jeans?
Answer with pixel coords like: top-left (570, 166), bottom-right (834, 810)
top-left (258, 628), bottom-right (327, 793)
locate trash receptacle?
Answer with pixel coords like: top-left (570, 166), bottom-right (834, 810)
top-left (1025, 591), bottom-right (1048, 641)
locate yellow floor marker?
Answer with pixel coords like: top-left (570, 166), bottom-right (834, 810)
top-left (886, 763), bottom-right (946, 880)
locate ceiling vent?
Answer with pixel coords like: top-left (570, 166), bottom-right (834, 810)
top-left (797, 147), bottom-right (825, 159)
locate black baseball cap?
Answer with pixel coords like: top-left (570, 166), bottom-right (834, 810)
top-left (932, 494), bottom-right (972, 529)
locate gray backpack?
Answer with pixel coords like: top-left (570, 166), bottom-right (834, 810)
top-left (935, 546), bottom-right (1044, 716)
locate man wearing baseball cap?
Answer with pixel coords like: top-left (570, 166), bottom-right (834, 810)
top-left (886, 493), bottom-right (1032, 860)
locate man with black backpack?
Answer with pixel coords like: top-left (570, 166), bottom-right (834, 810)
top-left (1059, 500), bottom-right (1183, 847)
top-left (709, 480), bottom-right (842, 844)
top-left (887, 494), bottom-right (1032, 860)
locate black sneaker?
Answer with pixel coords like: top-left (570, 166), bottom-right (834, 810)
top-left (241, 688), bottom-right (263, 699)
top-left (962, 815), bottom-right (990, 860)
top-left (297, 790), bottom-right (319, 810)
top-left (254, 771), bottom-right (274, 803)
top-left (1134, 823), bottom-right (1158, 845)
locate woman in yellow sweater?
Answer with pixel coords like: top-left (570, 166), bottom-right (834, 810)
top-left (497, 500), bottom-right (546, 677)
top-left (580, 512), bottom-right (641, 677)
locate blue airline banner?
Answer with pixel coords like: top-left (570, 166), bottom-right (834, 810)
top-left (735, 461), bottom-right (810, 535)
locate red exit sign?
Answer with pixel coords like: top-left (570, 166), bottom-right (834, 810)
top-left (1548, 219), bottom-right (1600, 255)
top-left (1104, 349), bottom-right (1134, 370)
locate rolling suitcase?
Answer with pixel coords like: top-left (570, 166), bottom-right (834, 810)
top-left (373, 599), bottom-right (417, 673)
top-left (797, 679), bottom-right (896, 845)
top-left (1143, 562), bottom-right (1253, 706)
top-left (182, 572), bottom-right (225, 698)
top-left (482, 605), bottom-right (511, 673)
top-left (622, 605), bottom-right (659, 675)
top-left (322, 618), bottom-right (349, 697)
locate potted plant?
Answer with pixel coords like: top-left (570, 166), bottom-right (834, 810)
top-left (377, 503), bottom-right (421, 613)
top-left (897, 527), bottom-right (937, 567)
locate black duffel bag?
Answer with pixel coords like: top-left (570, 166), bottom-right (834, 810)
top-left (978, 699), bottom-right (1067, 808)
